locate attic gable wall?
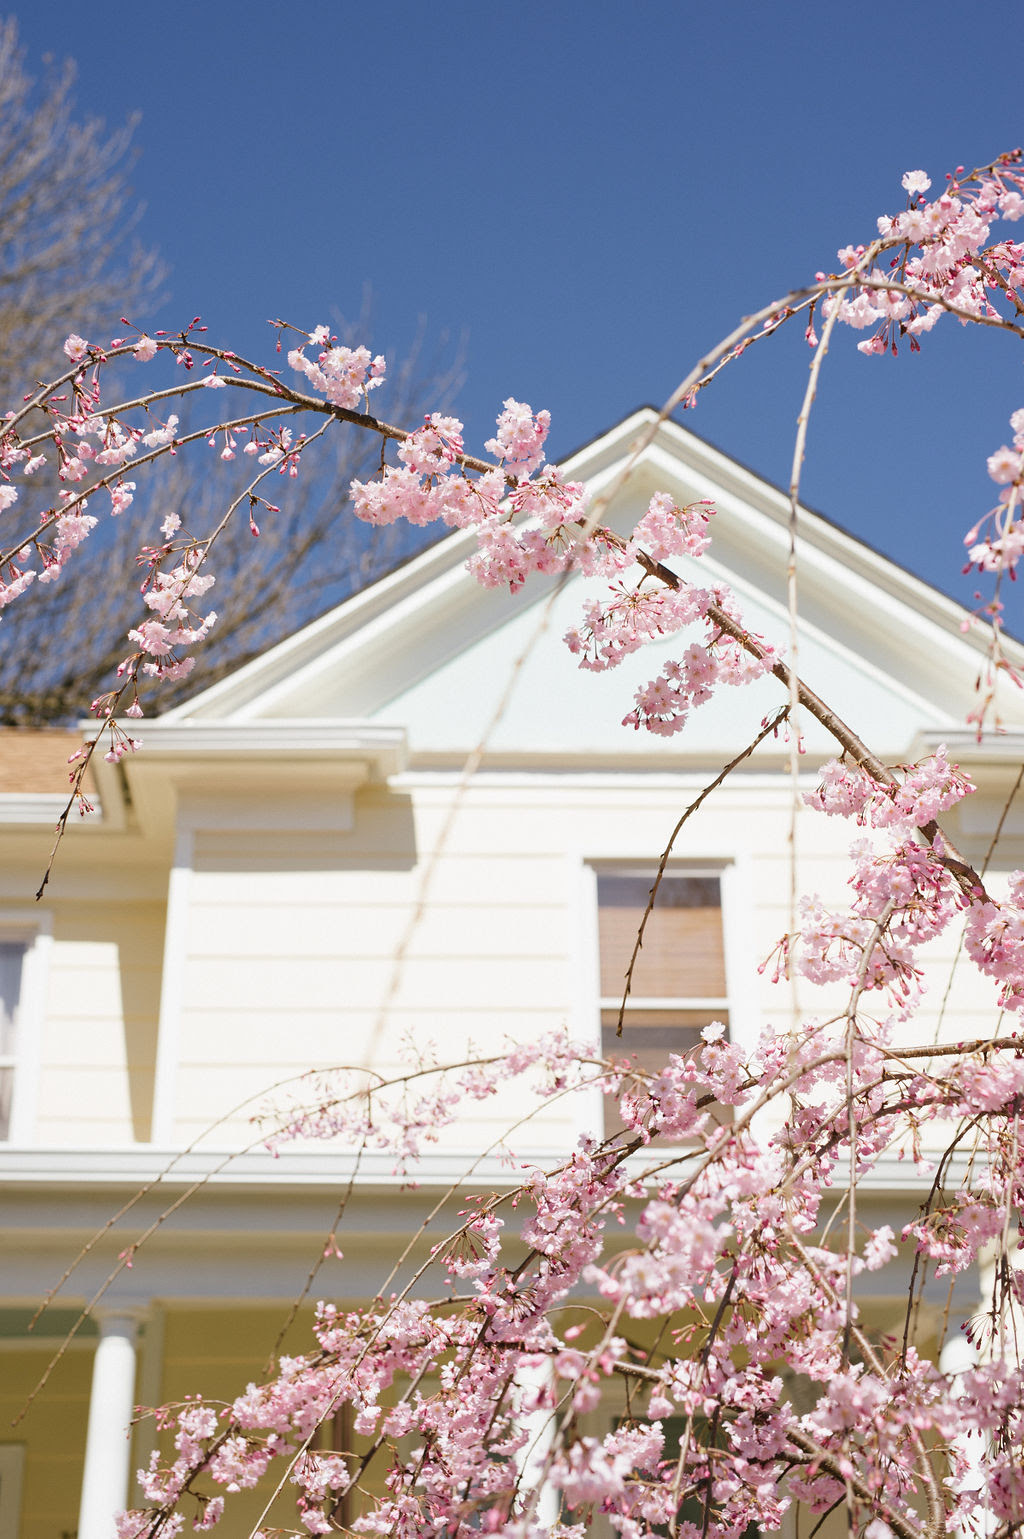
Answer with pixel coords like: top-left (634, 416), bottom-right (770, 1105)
top-left (164, 411), bottom-right (1022, 765)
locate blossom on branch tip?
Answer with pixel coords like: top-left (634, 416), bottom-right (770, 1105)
top-left (484, 398), bottom-right (551, 477)
top-left (289, 336), bottom-right (385, 409)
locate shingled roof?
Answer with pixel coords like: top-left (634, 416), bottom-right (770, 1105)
top-left (0, 728), bottom-right (81, 793)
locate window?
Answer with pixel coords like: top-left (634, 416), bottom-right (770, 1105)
top-left (0, 942), bottom-right (25, 1141)
top-left (595, 870), bottom-right (729, 1132)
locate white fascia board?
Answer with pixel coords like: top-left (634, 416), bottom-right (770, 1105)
top-left (80, 720), bottom-right (408, 778)
top-left (0, 1146), bottom-right (552, 1190)
top-left (912, 729), bottom-right (1024, 765)
top-left (0, 793), bottom-right (104, 827)
top-left (0, 1145), bottom-right (968, 1202)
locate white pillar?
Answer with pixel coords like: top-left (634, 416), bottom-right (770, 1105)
top-left (515, 1358), bottom-right (560, 1528)
top-left (78, 1310), bottom-right (141, 1539)
top-left (940, 1326), bottom-right (994, 1539)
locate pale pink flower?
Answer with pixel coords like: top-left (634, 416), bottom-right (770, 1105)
top-left (63, 332), bottom-right (88, 362)
top-left (141, 415), bottom-right (179, 450)
top-left (863, 1225), bottom-right (898, 1270)
top-left (133, 335), bottom-right (158, 361)
top-left (109, 481), bottom-right (136, 516)
top-left (987, 444), bottom-right (1023, 484)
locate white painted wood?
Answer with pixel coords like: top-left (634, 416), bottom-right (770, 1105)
top-left (151, 825), bottom-right (194, 1146)
top-left (0, 911), bottom-right (51, 1145)
top-left (77, 1310), bottom-right (141, 1539)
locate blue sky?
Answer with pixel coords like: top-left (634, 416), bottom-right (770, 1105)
top-left (12, 0), bottom-right (1024, 607)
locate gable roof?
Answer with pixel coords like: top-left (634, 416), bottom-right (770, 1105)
top-left (151, 408), bottom-right (1024, 769)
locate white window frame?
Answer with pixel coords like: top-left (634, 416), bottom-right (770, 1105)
top-left (569, 856), bottom-right (760, 1143)
top-left (0, 911), bottom-right (52, 1145)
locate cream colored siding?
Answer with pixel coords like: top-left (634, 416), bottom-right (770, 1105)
top-left (161, 774), bottom-right (876, 1150)
top-left (33, 901), bottom-right (165, 1145)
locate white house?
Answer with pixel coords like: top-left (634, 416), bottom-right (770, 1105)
top-left (0, 409), bottom-right (1020, 1537)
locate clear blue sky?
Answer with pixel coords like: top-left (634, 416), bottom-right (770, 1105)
top-left (12, 0), bottom-right (1024, 607)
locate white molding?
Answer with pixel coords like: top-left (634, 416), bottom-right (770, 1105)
top-left (0, 1145), bottom-right (577, 1187)
top-left (719, 853), bottom-right (761, 1054)
top-left (912, 728), bottom-right (1024, 764)
top-left (93, 719), bottom-right (408, 769)
top-left (0, 911), bottom-right (53, 1146)
top-left (0, 1144), bottom-right (973, 1205)
top-left (150, 825), bottom-right (194, 1145)
top-left (568, 854), bottom-right (605, 1143)
top-left (0, 793), bottom-right (103, 827)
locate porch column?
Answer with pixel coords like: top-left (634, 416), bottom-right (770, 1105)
top-left (78, 1309), bottom-right (142, 1539)
top-left (515, 1358), bottom-right (559, 1528)
top-left (940, 1326), bottom-right (994, 1539)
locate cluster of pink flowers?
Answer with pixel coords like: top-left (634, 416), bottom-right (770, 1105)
top-left (798, 752), bottom-right (1024, 1017)
top-left (126, 545), bottom-right (217, 684)
top-left (623, 632), bottom-right (775, 736)
top-left (485, 397), bottom-right (553, 477)
top-left (824, 154), bottom-right (1024, 356)
top-left (964, 406), bottom-right (1024, 579)
top-left (349, 401), bottom-right (598, 597)
top-left (805, 746), bottom-right (973, 827)
top-left (785, 754), bottom-right (979, 1009)
top-left (288, 326), bottom-right (386, 410)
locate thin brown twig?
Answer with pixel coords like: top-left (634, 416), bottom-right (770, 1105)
top-left (615, 705), bottom-right (790, 1035)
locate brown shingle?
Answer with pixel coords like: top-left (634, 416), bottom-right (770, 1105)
top-left (0, 729), bottom-right (83, 793)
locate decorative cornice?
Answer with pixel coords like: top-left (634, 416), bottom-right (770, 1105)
top-left (81, 719), bottom-right (408, 774)
top-left (0, 792), bottom-right (103, 827)
top-left (0, 1144), bottom-right (964, 1197)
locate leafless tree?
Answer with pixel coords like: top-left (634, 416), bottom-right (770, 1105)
top-left (0, 19), bottom-right (462, 724)
top-left (0, 332), bottom-right (463, 724)
top-left (0, 17), bottom-right (162, 396)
